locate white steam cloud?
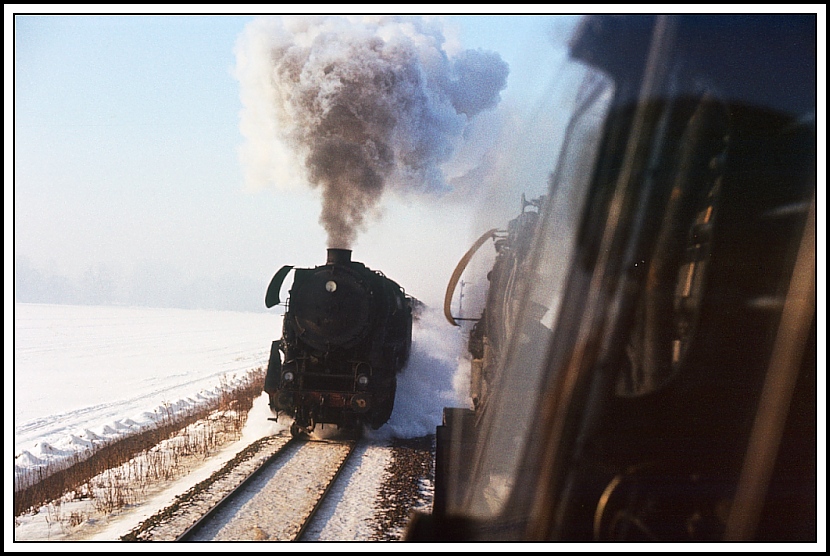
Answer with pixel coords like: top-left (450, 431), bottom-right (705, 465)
top-left (234, 16), bottom-right (509, 248)
top-left (370, 307), bottom-right (470, 441)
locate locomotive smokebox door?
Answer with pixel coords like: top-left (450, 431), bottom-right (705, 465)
top-left (291, 259), bottom-right (372, 352)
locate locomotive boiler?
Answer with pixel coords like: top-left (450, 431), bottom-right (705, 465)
top-left (264, 248), bottom-right (413, 437)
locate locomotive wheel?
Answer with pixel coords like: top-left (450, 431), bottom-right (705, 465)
top-left (290, 422), bottom-right (310, 438)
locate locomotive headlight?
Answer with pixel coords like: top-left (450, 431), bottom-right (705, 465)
top-left (325, 280), bottom-right (337, 292)
top-left (283, 371), bottom-right (294, 382)
top-left (357, 374), bottom-right (369, 387)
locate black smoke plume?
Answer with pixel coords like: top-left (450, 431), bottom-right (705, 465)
top-left (235, 16), bottom-right (508, 248)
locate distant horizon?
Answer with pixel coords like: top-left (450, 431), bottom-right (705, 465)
top-left (14, 253), bottom-right (271, 313)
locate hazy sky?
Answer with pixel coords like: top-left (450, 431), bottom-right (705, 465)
top-left (10, 10), bottom-right (587, 313)
top-left (10, 8), bottom-right (823, 314)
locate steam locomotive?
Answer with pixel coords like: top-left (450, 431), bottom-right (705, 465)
top-left (443, 193), bottom-right (547, 412)
top-left (408, 15), bottom-right (816, 542)
top-left (264, 248), bottom-right (413, 437)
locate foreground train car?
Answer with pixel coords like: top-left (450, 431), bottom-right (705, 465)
top-left (264, 248), bottom-right (413, 437)
top-left (408, 15), bottom-right (817, 541)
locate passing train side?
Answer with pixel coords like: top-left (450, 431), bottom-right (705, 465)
top-left (408, 15), bottom-right (817, 541)
top-left (264, 248), bottom-right (414, 437)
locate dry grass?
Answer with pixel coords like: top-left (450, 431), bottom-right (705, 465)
top-left (14, 367), bottom-right (266, 519)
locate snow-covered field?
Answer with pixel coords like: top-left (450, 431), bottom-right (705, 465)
top-left (13, 303), bottom-right (278, 474)
top-left (10, 302), bottom-right (469, 543)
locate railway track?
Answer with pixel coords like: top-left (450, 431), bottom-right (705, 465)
top-left (175, 436), bottom-right (357, 542)
top-left (120, 429), bottom-right (434, 542)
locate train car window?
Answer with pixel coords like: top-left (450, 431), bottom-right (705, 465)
top-left (520, 16), bottom-right (817, 541)
top-left (454, 61), bottom-right (615, 519)
top-left (416, 15), bottom-right (816, 543)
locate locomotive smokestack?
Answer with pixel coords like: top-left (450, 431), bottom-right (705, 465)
top-left (327, 248), bottom-right (352, 265)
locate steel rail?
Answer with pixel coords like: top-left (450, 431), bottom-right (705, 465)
top-left (292, 439), bottom-right (358, 541)
top-left (175, 436), bottom-right (298, 541)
